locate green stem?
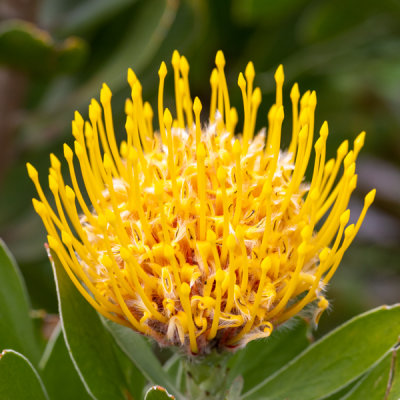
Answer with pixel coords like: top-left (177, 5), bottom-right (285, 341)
top-left (183, 351), bottom-right (233, 400)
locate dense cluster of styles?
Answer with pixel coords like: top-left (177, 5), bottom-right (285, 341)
top-left (27, 50), bottom-right (374, 354)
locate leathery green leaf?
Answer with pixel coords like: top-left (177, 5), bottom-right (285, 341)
top-left (163, 354), bottom-right (185, 392)
top-left (227, 317), bottom-right (310, 392)
top-left (0, 239), bottom-right (40, 364)
top-left (145, 386), bottom-right (175, 400)
top-left (51, 251), bottom-right (131, 400)
top-left (39, 323), bottom-right (91, 400)
top-left (387, 346), bottom-right (400, 400)
top-left (243, 304), bottom-right (400, 400)
top-left (0, 349), bottom-right (49, 400)
top-left (55, 0), bottom-right (138, 36)
top-left (0, 20), bottom-right (86, 75)
top-left (321, 380), bottom-right (359, 400)
top-left (343, 349), bottom-right (398, 400)
top-left (104, 319), bottom-right (183, 400)
top-left (0, 20), bottom-right (52, 73)
top-left (113, 337), bottom-right (147, 400)
top-left (72, 0), bottom-right (178, 105)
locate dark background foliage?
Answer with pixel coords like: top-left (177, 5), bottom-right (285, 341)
top-left (0, 0), bottom-right (399, 335)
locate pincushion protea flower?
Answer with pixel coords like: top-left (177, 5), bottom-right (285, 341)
top-left (27, 50), bottom-right (375, 355)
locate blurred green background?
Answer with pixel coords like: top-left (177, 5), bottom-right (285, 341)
top-left (0, 0), bottom-right (399, 335)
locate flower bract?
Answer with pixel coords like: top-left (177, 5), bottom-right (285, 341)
top-left (27, 50), bottom-right (375, 355)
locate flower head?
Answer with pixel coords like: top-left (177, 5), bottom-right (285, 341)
top-left (28, 50), bottom-right (375, 355)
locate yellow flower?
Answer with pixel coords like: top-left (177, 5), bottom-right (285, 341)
top-left (27, 50), bottom-right (375, 355)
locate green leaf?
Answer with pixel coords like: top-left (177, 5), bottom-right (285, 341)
top-left (145, 386), bottom-right (175, 400)
top-left (21, 0), bottom-right (179, 147)
top-left (164, 354), bottom-right (185, 392)
top-left (321, 381), bottom-right (359, 400)
top-left (386, 347), bottom-right (400, 400)
top-left (75, 0), bottom-right (178, 101)
top-left (39, 323), bottom-right (91, 400)
top-left (54, 0), bottom-right (139, 36)
top-left (227, 318), bottom-right (310, 392)
top-left (342, 349), bottom-right (398, 400)
top-left (0, 239), bottom-right (40, 364)
top-left (56, 37), bottom-right (88, 74)
top-left (0, 20), bottom-right (52, 73)
top-left (104, 319), bottom-right (183, 400)
top-left (51, 251), bottom-right (131, 400)
top-left (298, 0), bottom-right (382, 44)
top-left (226, 376), bottom-right (244, 400)
top-left (243, 304), bottom-right (400, 400)
top-left (0, 349), bottom-right (49, 400)
top-left (0, 20), bottom-right (87, 75)
top-left (113, 338), bottom-right (147, 400)
top-left (232, 0), bottom-right (308, 25)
